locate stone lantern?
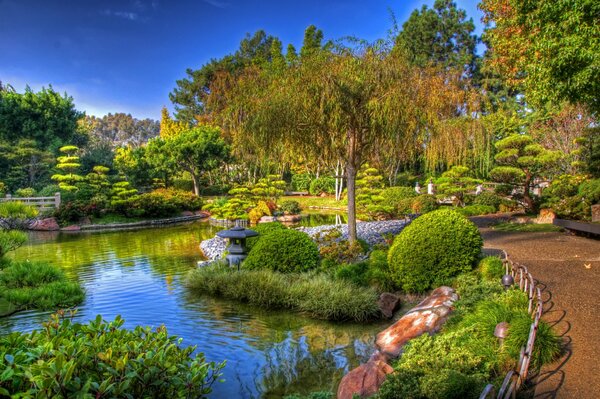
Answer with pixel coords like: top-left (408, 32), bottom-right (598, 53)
top-left (216, 225), bottom-right (259, 270)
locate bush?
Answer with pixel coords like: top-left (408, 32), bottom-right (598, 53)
top-left (0, 231), bottom-right (27, 257)
top-left (380, 187), bottom-right (418, 216)
top-left (335, 249), bottom-right (395, 291)
top-left (14, 187), bottom-right (36, 197)
top-left (411, 194), bottom-right (439, 214)
top-left (291, 173), bottom-right (312, 192)
top-left (0, 202), bottom-right (38, 229)
top-left (494, 184), bottom-right (513, 196)
top-left (246, 222), bottom-right (287, 251)
top-left (186, 266), bottom-right (380, 322)
top-left (0, 260), bottom-right (84, 310)
top-left (151, 188), bottom-right (203, 211)
top-left (243, 229), bottom-right (319, 273)
top-left (473, 192), bottom-right (503, 210)
top-left (478, 257), bottom-right (504, 281)
top-left (315, 228), bottom-right (367, 264)
top-left (456, 204), bottom-right (497, 216)
top-left (129, 192), bottom-right (178, 218)
top-left (0, 314), bottom-right (224, 398)
top-left (279, 200), bottom-right (302, 215)
top-left (248, 200), bottom-right (272, 223)
top-left (388, 209), bottom-right (483, 292)
top-left (309, 177), bottom-right (335, 196)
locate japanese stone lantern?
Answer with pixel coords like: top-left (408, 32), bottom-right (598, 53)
top-left (216, 225), bottom-right (259, 269)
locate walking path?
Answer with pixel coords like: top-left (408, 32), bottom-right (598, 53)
top-left (474, 218), bottom-right (600, 398)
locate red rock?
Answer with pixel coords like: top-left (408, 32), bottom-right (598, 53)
top-left (258, 216), bottom-right (276, 223)
top-left (29, 217), bottom-right (59, 231)
top-left (277, 214), bottom-right (302, 223)
top-left (535, 208), bottom-right (556, 224)
top-left (61, 225), bottom-right (81, 231)
top-left (592, 205), bottom-right (600, 223)
top-left (180, 210), bottom-right (195, 217)
top-left (408, 286), bottom-right (458, 313)
top-left (378, 293), bottom-right (400, 319)
top-left (337, 358), bottom-right (393, 399)
top-left (194, 210), bottom-right (210, 218)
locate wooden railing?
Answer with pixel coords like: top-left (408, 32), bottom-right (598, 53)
top-left (479, 251), bottom-right (544, 399)
top-left (0, 193), bottom-right (61, 211)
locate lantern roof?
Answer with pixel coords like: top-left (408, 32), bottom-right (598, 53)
top-left (216, 226), bottom-right (259, 239)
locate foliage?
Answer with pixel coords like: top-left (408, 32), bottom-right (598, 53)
top-left (0, 201), bottom-right (38, 220)
top-left (51, 145), bottom-right (83, 192)
top-left (356, 166), bottom-right (390, 219)
top-left (128, 192), bottom-right (179, 218)
top-left (480, 0), bottom-right (600, 113)
top-left (0, 231), bottom-right (27, 258)
top-left (245, 222), bottom-right (287, 251)
top-left (248, 200), bottom-right (272, 223)
top-left (308, 177), bottom-right (335, 196)
top-left (478, 256), bottom-right (504, 281)
top-left (542, 175), bottom-right (600, 220)
top-left (435, 166), bottom-right (481, 206)
top-left (53, 201), bottom-right (100, 225)
top-left (243, 229), bottom-right (320, 273)
top-left (0, 261), bottom-right (84, 310)
top-left (250, 175), bottom-right (286, 202)
top-left (186, 266), bottom-right (380, 322)
top-left (490, 134), bottom-right (561, 211)
top-left (388, 208), bottom-right (483, 292)
top-left (279, 200), bottom-right (302, 215)
top-left (394, 0), bottom-right (477, 76)
top-left (314, 228), bottom-right (368, 265)
top-left (0, 313), bottom-right (224, 398)
top-left (473, 192), bottom-right (503, 210)
top-left (456, 204), bottom-right (497, 217)
top-left (380, 186), bottom-right (418, 216)
top-left (284, 392), bottom-right (333, 399)
top-left (291, 173), bottom-right (312, 191)
top-left (411, 194), bottom-right (439, 214)
top-left (14, 187), bottom-right (35, 197)
top-left (335, 249), bottom-right (395, 292)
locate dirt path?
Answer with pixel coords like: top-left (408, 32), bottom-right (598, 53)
top-left (476, 220), bottom-right (600, 398)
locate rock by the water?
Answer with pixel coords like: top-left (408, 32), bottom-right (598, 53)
top-left (337, 355), bottom-right (393, 399)
top-left (200, 236), bottom-right (227, 260)
top-left (297, 219), bottom-right (408, 247)
top-left (375, 286), bottom-right (457, 358)
top-left (29, 217), bottom-right (59, 231)
top-left (377, 293), bottom-right (400, 319)
top-left (180, 210), bottom-right (195, 217)
top-left (61, 225), bottom-right (81, 231)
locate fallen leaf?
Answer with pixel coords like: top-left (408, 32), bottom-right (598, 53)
top-left (584, 263), bottom-right (591, 269)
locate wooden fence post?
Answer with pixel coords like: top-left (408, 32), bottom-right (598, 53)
top-left (54, 192), bottom-right (61, 209)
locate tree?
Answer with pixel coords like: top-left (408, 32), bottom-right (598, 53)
top-left (435, 165), bottom-right (481, 206)
top-left (395, 0), bottom-right (477, 76)
top-left (0, 139), bottom-right (54, 191)
top-left (480, 0), bottom-right (600, 114)
top-left (148, 126), bottom-right (229, 196)
top-left (51, 145), bottom-right (83, 192)
top-left (159, 107), bottom-right (187, 138)
top-left (490, 134), bottom-right (561, 210)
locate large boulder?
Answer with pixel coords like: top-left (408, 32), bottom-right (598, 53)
top-left (337, 354), bottom-right (393, 399)
top-left (375, 286), bottom-right (457, 358)
top-left (29, 217), bottom-right (59, 231)
top-left (592, 204), bottom-right (600, 223)
top-left (534, 208), bottom-right (556, 224)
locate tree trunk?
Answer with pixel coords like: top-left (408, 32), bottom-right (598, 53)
top-left (346, 162), bottom-right (358, 243)
top-left (191, 172), bottom-right (201, 196)
top-left (523, 171), bottom-right (533, 211)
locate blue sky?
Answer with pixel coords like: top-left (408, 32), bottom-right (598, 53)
top-left (0, 0), bottom-right (485, 120)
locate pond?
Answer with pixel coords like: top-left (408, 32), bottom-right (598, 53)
top-left (1, 217), bottom-right (387, 399)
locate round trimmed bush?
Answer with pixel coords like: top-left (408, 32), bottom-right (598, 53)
top-left (388, 208), bottom-right (483, 292)
top-left (246, 222), bottom-right (287, 251)
top-left (243, 229), bottom-right (319, 273)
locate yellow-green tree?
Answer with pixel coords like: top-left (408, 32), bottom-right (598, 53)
top-left (51, 145), bottom-right (83, 192)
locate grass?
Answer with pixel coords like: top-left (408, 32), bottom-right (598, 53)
top-left (493, 222), bottom-right (563, 233)
top-left (0, 260), bottom-right (84, 311)
top-left (285, 195), bottom-right (347, 210)
top-left (185, 265), bottom-right (380, 322)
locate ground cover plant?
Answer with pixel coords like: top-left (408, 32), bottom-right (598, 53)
top-left (0, 312), bottom-right (225, 398)
top-left (186, 265), bottom-right (380, 322)
top-left (373, 257), bottom-right (562, 399)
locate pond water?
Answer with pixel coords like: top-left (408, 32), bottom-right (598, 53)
top-left (1, 216), bottom-right (387, 399)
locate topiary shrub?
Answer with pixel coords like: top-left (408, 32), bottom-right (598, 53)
top-left (388, 208), bottom-right (483, 293)
top-left (309, 177), bottom-right (335, 196)
top-left (243, 229), bottom-right (319, 273)
top-left (473, 191), bottom-right (503, 210)
top-left (279, 200), bottom-right (302, 215)
top-left (411, 194), bottom-right (439, 214)
top-left (245, 222), bottom-right (287, 251)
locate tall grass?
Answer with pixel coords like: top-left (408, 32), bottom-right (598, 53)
top-left (186, 265), bottom-right (380, 322)
top-left (0, 261), bottom-right (84, 310)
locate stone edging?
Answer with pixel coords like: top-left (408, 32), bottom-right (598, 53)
top-left (78, 214), bottom-right (207, 232)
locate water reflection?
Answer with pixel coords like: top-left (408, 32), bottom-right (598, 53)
top-left (1, 220), bottom-right (383, 398)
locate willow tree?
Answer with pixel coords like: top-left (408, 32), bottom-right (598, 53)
top-left (218, 43), bottom-right (439, 242)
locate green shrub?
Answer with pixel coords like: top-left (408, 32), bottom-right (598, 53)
top-left (388, 209), bottom-right (483, 292)
top-left (0, 202), bottom-right (38, 220)
top-left (0, 231), bottom-right (27, 257)
top-left (246, 222), bottom-right (287, 251)
top-left (54, 200), bottom-right (102, 224)
top-left (411, 194), bottom-right (439, 214)
top-left (315, 228), bottom-right (367, 264)
top-left (309, 177), bottom-right (335, 196)
top-left (186, 266), bottom-right (380, 322)
top-left (419, 369), bottom-right (484, 399)
top-left (128, 192), bottom-right (179, 218)
top-left (151, 188), bottom-right (203, 211)
top-left (380, 186), bottom-right (417, 216)
top-left (279, 200), bottom-right (302, 215)
top-left (0, 260), bottom-right (84, 310)
top-left (478, 257), bottom-right (504, 281)
top-left (335, 249), bottom-right (395, 291)
top-left (291, 173), bottom-right (312, 192)
top-left (14, 187), bottom-right (36, 197)
top-left (494, 184), bottom-right (513, 196)
top-left (0, 314), bottom-right (224, 398)
top-left (473, 192), bottom-right (503, 209)
top-left (335, 261), bottom-right (370, 286)
top-left (457, 204), bottom-right (496, 216)
top-left (578, 178), bottom-right (600, 204)
top-left (244, 229), bottom-right (319, 273)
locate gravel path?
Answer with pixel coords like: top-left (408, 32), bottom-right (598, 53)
top-left (472, 216), bottom-right (600, 398)
top-left (200, 220), bottom-right (409, 260)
